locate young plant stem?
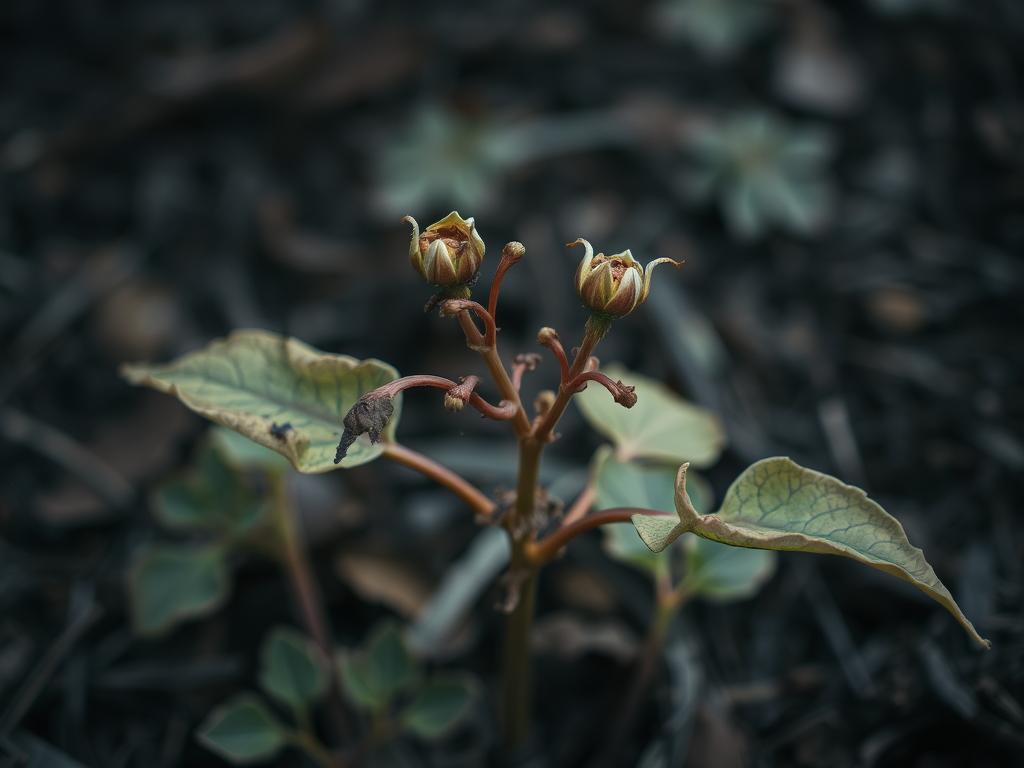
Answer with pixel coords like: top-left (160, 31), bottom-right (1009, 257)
top-left (269, 472), bottom-right (349, 761)
top-left (532, 316), bottom-right (610, 444)
top-left (597, 585), bottom-right (684, 768)
top-left (501, 545), bottom-right (538, 751)
top-left (381, 442), bottom-right (495, 519)
top-left (499, 316), bottom-right (613, 751)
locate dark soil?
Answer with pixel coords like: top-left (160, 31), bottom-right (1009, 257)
top-left (2, 1), bottom-right (1022, 766)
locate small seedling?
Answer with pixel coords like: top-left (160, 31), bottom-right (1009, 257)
top-left (128, 428), bottom-right (285, 635)
top-left (197, 623), bottom-right (475, 766)
top-left (124, 210), bottom-right (988, 761)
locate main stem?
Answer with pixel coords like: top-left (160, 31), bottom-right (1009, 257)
top-left (500, 316), bottom-right (610, 751)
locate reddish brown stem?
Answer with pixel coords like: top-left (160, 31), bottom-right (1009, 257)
top-left (375, 375), bottom-right (517, 421)
top-left (537, 327), bottom-right (571, 385)
top-left (510, 354), bottom-right (542, 392)
top-left (381, 442), bottom-right (495, 519)
top-left (532, 317), bottom-right (610, 444)
top-left (569, 370), bottom-right (637, 408)
top-left (527, 507), bottom-right (671, 565)
top-left (456, 309), bottom-right (486, 348)
top-left (442, 299), bottom-right (496, 347)
top-left (488, 242), bottom-right (526, 341)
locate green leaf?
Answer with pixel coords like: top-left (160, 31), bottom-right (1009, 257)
top-left (197, 694), bottom-right (286, 764)
top-left (122, 330), bottom-right (401, 473)
top-left (401, 676), bottom-right (475, 740)
top-left (632, 459), bottom-right (990, 648)
top-left (577, 365), bottom-right (725, 466)
top-left (153, 478), bottom-right (211, 531)
top-left (339, 623), bottom-right (419, 711)
top-left (129, 543), bottom-right (229, 635)
top-left (683, 537), bottom-right (775, 602)
top-left (594, 447), bottom-right (774, 599)
top-left (259, 627), bottom-right (329, 712)
top-left (153, 439), bottom-right (268, 537)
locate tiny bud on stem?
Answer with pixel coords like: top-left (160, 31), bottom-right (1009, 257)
top-left (445, 375), bottom-right (480, 412)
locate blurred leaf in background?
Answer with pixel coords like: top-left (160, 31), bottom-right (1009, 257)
top-left (654, 0), bottom-right (775, 59)
top-left (373, 105), bottom-right (635, 216)
top-left (682, 111), bottom-right (835, 240)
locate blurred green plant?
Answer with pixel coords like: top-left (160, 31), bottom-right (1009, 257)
top-left (654, 0), bottom-right (774, 58)
top-left (198, 623), bottom-right (475, 766)
top-left (198, 627), bottom-right (330, 765)
top-left (683, 111), bottom-right (835, 240)
top-left (129, 428), bottom-right (287, 635)
top-left (339, 622), bottom-right (476, 744)
top-left (374, 106), bottom-right (633, 216)
top-left (579, 369), bottom-right (774, 761)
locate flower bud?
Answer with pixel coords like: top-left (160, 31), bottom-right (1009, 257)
top-left (404, 211), bottom-right (485, 289)
top-left (570, 238), bottom-right (681, 318)
top-left (443, 392), bottom-right (465, 412)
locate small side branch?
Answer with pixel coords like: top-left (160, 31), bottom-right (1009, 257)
top-left (488, 242), bottom-right (526, 339)
top-left (569, 371), bottom-right (637, 408)
top-left (382, 442), bottom-right (496, 520)
top-left (537, 327), bottom-right (570, 385)
top-left (335, 375), bottom-right (516, 463)
top-left (511, 353), bottom-right (542, 391)
top-left (527, 507), bottom-right (672, 565)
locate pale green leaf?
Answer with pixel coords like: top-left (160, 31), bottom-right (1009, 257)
top-left (129, 543), bottom-right (229, 635)
top-left (259, 627), bottom-right (329, 712)
top-left (339, 623), bottom-right (419, 711)
top-left (683, 537), bottom-right (775, 602)
top-left (401, 676), bottom-right (476, 740)
top-left (153, 478), bottom-right (211, 531)
top-left (122, 330), bottom-right (401, 473)
top-left (154, 441), bottom-right (268, 536)
top-left (577, 365), bottom-right (724, 466)
top-left (632, 458), bottom-right (990, 648)
top-left (197, 694), bottom-right (286, 764)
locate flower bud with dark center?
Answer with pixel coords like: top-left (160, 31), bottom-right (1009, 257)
top-left (405, 211), bottom-right (485, 289)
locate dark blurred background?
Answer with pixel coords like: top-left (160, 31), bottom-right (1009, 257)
top-left (2, 0), bottom-right (1023, 766)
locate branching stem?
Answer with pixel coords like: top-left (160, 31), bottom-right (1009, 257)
top-left (374, 374), bottom-right (517, 421)
top-left (381, 442), bottom-right (495, 519)
top-left (527, 508), bottom-right (671, 566)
